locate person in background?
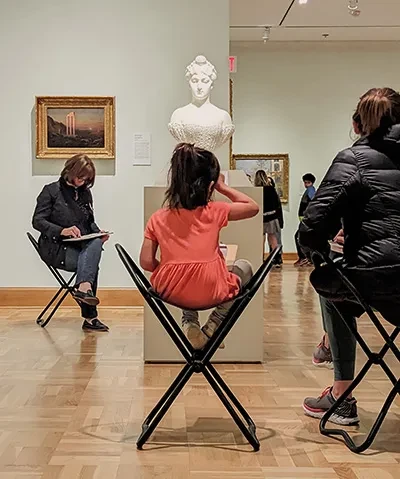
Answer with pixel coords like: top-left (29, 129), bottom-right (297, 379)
top-left (32, 154), bottom-right (109, 332)
top-left (140, 143), bottom-right (259, 350)
top-left (268, 176), bottom-right (283, 267)
top-left (300, 87), bottom-right (400, 425)
top-left (254, 170), bottom-right (283, 266)
top-left (294, 173), bottom-right (316, 267)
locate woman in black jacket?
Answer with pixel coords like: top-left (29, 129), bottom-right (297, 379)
top-left (254, 170), bottom-right (283, 265)
top-left (32, 154), bottom-right (109, 332)
top-left (299, 88), bottom-right (400, 425)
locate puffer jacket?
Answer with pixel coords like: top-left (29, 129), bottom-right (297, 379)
top-left (299, 124), bottom-right (400, 320)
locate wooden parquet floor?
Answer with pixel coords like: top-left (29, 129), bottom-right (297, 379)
top-left (0, 266), bottom-right (399, 478)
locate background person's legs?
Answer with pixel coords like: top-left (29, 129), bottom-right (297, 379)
top-left (271, 228), bottom-right (283, 265)
top-left (294, 228), bottom-right (307, 265)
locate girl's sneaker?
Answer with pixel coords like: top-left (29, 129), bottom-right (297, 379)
top-left (303, 386), bottom-right (359, 426)
top-left (202, 319), bottom-right (225, 349)
top-left (182, 322), bottom-right (208, 350)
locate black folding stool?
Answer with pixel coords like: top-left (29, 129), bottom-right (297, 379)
top-left (115, 243), bottom-right (282, 451)
top-left (27, 232), bottom-right (78, 328)
top-left (317, 255), bottom-right (400, 453)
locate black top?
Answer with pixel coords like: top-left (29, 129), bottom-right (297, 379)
top-left (299, 124), bottom-right (400, 311)
top-left (298, 189), bottom-right (313, 218)
top-left (32, 178), bottom-right (99, 268)
top-left (262, 185), bottom-right (284, 229)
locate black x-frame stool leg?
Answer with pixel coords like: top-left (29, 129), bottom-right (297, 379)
top-left (27, 232), bottom-right (78, 328)
top-left (317, 257), bottom-right (400, 453)
top-left (115, 243), bottom-right (281, 451)
top-left (36, 270), bottom-right (77, 328)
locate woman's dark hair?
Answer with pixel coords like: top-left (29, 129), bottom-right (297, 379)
top-left (60, 154), bottom-right (96, 188)
top-left (164, 143), bottom-right (220, 210)
top-left (302, 173), bottom-right (316, 184)
top-left (254, 170), bottom-right (271, 187)
top-left (356, 87), bottom-right (400, 136)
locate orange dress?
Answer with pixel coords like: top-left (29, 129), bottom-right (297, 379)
top-left (144, 202), bottom-right (240, 309)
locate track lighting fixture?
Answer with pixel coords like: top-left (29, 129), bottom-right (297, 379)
top-left (262, 27), bottom-right (271, 43)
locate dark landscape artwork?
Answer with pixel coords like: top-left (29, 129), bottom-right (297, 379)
top-left (47, 108), bottom-right (105, 149)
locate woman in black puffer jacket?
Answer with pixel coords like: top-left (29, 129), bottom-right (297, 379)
top-left (299, 88), bottom-right (400, 426)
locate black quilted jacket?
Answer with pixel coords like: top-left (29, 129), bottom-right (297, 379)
top-left (299, 124), bottom-right (400, 314)
top-left (32, 179), bottom-right (99, 269)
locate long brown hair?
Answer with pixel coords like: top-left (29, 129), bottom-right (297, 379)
top-left (254, 170), bottom-right (271, 187)
top-left (356, 87), bottom-right (400, 136)
top-left (60, 154), bottom-right (96, 188)
top-left (164, 143), bottom-right (220, 210)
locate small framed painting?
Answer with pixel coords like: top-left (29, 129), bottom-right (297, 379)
top-left (231, 153), bottom-right (289, 203)
top-left (36, 96), bottom-right (115, 158)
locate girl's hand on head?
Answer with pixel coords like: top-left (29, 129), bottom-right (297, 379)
top-left (215, 174), bottom-right (226, 192)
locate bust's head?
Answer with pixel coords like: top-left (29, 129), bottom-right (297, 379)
top-left (185, 55), bottom-right (217, 102)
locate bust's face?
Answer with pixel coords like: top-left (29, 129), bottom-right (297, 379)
top-left (189, 72), bottom-right (213, 101)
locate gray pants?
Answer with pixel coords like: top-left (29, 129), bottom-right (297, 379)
top-left (65, 238), bottom-right (103, 320)
top-left (319, 296), bottom-right (357, 381)
top-left (182, 259), bottom-right (253, 327)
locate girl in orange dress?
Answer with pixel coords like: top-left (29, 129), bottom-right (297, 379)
top-left (140, 143), bottom-right (259, 349)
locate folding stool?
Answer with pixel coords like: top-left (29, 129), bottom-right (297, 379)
top-left (317, 254), bottom-right (399, 453)
top-left (27, 232), bottom-right (77, 328)
top-left (115, 243), bottom-right (282, 451)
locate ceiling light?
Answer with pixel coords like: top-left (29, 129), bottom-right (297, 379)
top-left (262, 27), bottom-right (270, 43)
top-left (298, 0), bottom-right (308, 4)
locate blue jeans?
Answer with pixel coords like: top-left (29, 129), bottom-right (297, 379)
top-left (65, 238), bottom-right (103, 320)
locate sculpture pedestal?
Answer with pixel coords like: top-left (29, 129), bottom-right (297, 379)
top-left (143, 171), bottom-right (263, 362)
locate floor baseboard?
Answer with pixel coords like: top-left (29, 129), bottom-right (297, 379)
top-left (1, 253), bottom-right (299, 307)
top-left (0, 288), bottom-right (143, 307)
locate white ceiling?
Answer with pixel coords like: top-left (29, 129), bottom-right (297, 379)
top-left (230, 0), bottom-right (400, 42)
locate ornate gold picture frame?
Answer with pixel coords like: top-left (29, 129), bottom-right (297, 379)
top-left (231, 153), bottom-right (290, 204)
top-left (36, 96), bottom-right (115, 159)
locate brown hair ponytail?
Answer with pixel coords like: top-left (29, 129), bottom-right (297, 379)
top-left (164, 143), bottom-right (220, 210)
top-left (356, 88), bottom-right (400, 136)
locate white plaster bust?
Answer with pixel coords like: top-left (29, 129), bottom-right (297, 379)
top-left (168, 55), bottom-right (235, 151)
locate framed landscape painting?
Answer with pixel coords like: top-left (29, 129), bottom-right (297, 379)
top-left (231, 153), bottom-right (289, 203)
top-left (36, 96), bottom-right (115, 158)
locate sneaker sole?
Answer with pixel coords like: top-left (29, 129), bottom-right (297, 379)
top-left (312, 359), bottom-right (334, 369)
top-left (303, 404), bottom-right (360, 425)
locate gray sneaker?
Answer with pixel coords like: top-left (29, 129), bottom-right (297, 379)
top-left (303, 386), bottom-right (359, 425)
top-left (312, 337), bottom-right (333, 369)
top-left (182, 322), bottom-right (208, 350)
